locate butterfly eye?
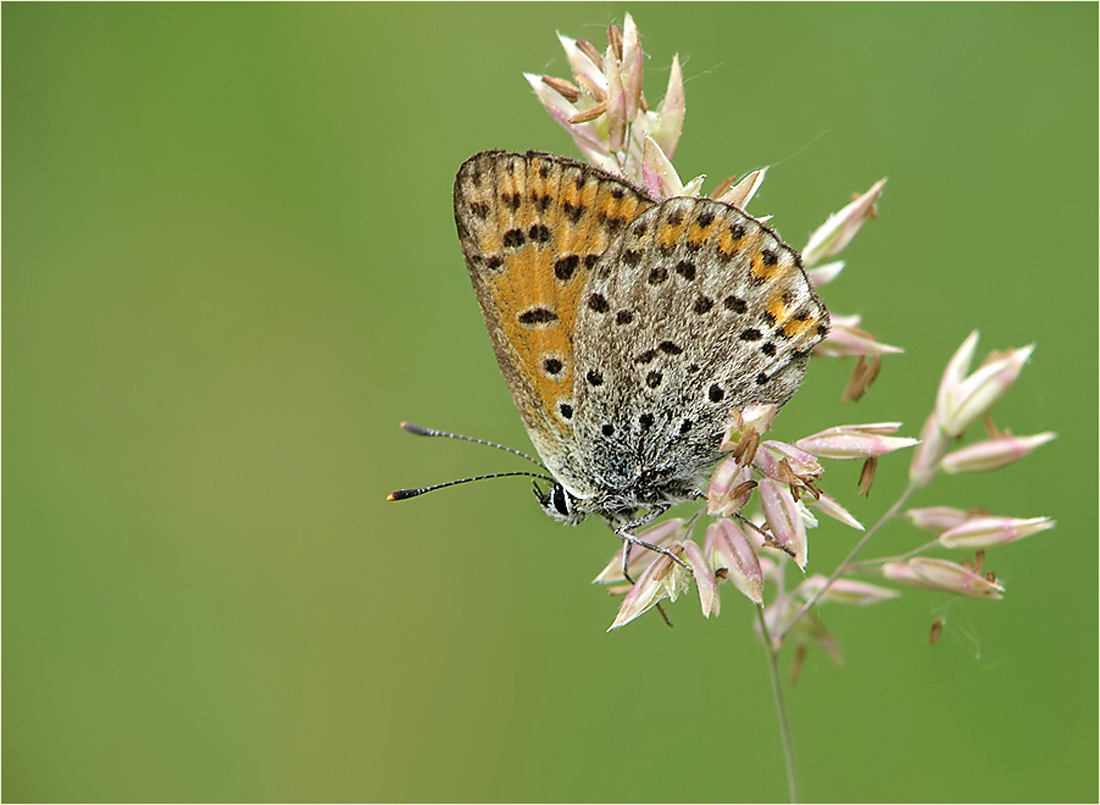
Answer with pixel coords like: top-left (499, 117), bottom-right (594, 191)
top-left (551, 484), bottom-right (571, 516)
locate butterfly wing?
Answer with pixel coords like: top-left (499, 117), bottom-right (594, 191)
top-left (570, 196), bottom-right (829, 494)
top-left (453, 151), bottom-right (655, 494)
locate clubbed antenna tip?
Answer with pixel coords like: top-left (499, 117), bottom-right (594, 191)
top-left (386, 470), bottom-right (555, 502)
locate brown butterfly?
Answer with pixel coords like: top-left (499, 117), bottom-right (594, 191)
top-left (393, 151), bottom-right (828, 566)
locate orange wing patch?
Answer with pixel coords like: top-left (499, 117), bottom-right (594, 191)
top-left (454, 151), bottom-right (654, 447)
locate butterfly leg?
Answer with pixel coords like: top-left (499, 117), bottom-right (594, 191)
top-left (615, 505), bottom-right (692, 581)
top-left (734, 512), bottom-right (796, 558)
top-left (617, 506), bottom-right (663, 582)
top-left (617, 507), bottom-right (687, 629)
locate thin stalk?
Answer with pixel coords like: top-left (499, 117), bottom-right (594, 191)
top-left (758, 607), bottom-right (797, 803)
top-left (848, 538), bottom-right (941, 570)
top-left (776, 478), bottom-right (921, 643)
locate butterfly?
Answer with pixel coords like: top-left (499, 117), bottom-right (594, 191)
top-left (396, 150), bottom-right (828, 565)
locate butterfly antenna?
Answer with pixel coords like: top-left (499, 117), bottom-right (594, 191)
top-left (388, 471), bottom-right (554, 501)
top-left (399, 422), bottom-right (547, 469)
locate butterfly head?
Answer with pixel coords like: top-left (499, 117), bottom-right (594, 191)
top-left (532, 480), bottom-right (588, 525)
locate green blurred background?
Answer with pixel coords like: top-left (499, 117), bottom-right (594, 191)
top-left (4, 3), bottom-right (1096, 802)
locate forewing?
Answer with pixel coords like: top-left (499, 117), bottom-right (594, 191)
top-left (453, 151), bottom-right (655, 489)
